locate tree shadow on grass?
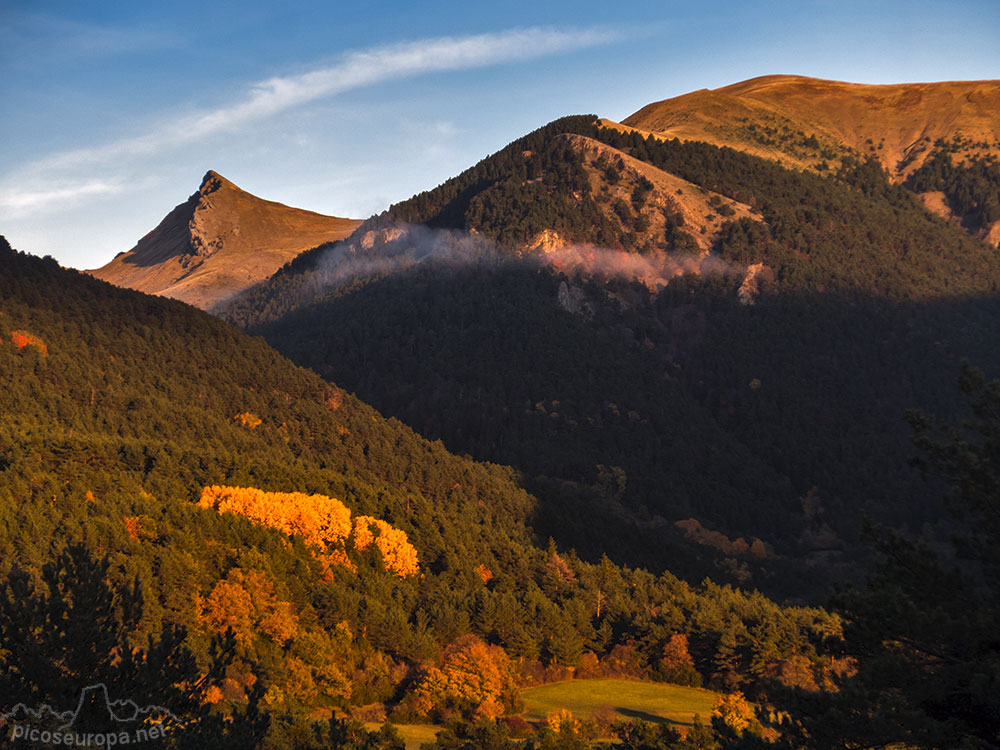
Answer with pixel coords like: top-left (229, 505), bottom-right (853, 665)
top-left (615, 708), bottom-right (688, 726)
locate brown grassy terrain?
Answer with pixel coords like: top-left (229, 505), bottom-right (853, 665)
top-left (563, 132), bottom-right (760, 253)
top-left (89, 171), bottom-right (361, 310)
top-left (513, 132), bottom-right (762, 268)
top-left (622, 75), bottom-right (1000, 181)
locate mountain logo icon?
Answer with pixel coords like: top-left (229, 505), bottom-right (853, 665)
top-left (1, 684), bottom-right (180, 744)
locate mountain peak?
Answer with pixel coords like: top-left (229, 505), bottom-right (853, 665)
top-left (88, 172), bottom-right (362, 310)
top-left (200, 169), bottom-right (227, 190)
top-left (199, 169), bottom-right (240, 195)
top-left (623, 75), bottom-right (1000, 181)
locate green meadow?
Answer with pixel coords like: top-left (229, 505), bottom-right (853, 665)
top-left (520, 679), bottom-right (718, 727)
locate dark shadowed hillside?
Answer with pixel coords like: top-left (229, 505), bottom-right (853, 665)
top-left (219, 109), bottom-right (1000, 599)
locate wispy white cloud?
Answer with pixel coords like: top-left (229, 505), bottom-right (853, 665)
top-left (28, 27), bottom-right (620, 173)
top-left (0, 179), bottom-right (125, 217)
top-left (1, 26), bottom-right (619, 219)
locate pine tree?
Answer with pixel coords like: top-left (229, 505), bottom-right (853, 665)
top-left (0, 544), bottom-right (269, 749)
top-left (773, 364), bottom-right (1000, 749)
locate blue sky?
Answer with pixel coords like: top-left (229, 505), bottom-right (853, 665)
top-left (2, 0), bottom-right (998, 270)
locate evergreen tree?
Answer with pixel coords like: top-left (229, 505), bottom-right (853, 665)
top-left (773, 363), bottom-right (1000, 749)
top-left (0, 544), bottom-right (269, 749)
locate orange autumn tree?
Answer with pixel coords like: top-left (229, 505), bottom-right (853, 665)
top-left (404, 635), bottom-right (520, 721)
top-left (198, 486), bottom-right (419, 577)
top-left (234, 412), bottom-right (263, 429)
top-left (200, 568), bottom-right (299, 646)
top-left (10, 330), bottom-right (47, 356)
top-left (660, 633), bottom-right (700, 686)
top-left (199, 485), bottom-right (353, 550)
top-left (474, 563), bottom-right (493, 584)
top-left (352, 516), bottom-right (420, 578)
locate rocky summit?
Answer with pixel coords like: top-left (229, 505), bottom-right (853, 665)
top-left (88, 171), bottom-right (361, 310)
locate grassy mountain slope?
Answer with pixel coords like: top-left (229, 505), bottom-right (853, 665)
top-left (623, 75), bottom-right (1000, 243)
top-left (623, 75), bottom-right (1000, 180)
top-left (89, 170), bottom-right (361, 310)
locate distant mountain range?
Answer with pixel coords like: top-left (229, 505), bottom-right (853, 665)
top-left (91, 76), bottom-right (1000, 317)
top-left (88, 170), bottom-right (360, 310)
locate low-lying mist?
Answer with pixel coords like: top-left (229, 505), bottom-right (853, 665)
top-left (305, 222), bottom-right (752, 299)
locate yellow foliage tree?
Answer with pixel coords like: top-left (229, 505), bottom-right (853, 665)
top-left (713, 691), bottom-right (759, 735)
top-left (200, 568), bottom-right (299, 646)
top-left (201, 577), bottom-right (254, 641)
top-left (352, 516), bottom-right (420, 578)
top-left (545, 708), bottom-right (578, 733)
top-left (199, 486), bottom-right (419, 577)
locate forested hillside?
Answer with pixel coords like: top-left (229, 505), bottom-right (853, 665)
top-left (0, 237), bottom-right (841, 748)
top-left (220, 116), bottom-right (1000, 599)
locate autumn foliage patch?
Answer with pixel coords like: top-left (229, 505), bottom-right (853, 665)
top-left (9, 330), bottom-right (47, 356)
top-left (198, 485), bottom-right (419, 577)
top-left (234, 411), bottom-right (263, 429)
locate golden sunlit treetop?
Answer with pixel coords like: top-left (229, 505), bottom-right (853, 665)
top-left (198, 485), bottom-right (419, 577)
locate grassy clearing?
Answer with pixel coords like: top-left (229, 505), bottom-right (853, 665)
top-left (366, 722), bottom-right (441, 750)
top-left (366, 680), bottom-right (717, 748)
top-left (520, 679), bottom-right (718, 727)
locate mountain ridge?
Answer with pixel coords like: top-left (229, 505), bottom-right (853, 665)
top-left (623, 75), bottom-right (1000, 180)
top-left (88, 170), bottom-right (361, 310)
